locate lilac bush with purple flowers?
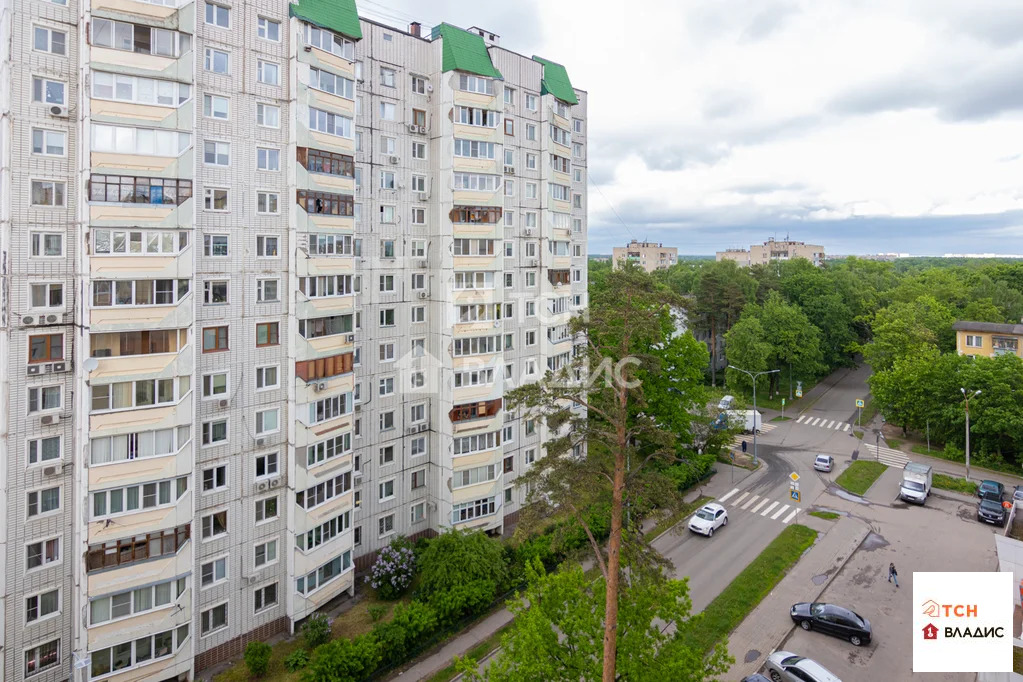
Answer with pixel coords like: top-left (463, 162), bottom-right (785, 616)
top-left (365, 540), bottom-right (416, 600)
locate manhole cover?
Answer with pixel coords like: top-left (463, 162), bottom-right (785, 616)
top-left (744, 649), bottom-right (761, 663)
top-left (812, 573), bottom-right (830, 585)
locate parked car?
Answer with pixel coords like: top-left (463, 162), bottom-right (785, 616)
top-left (741, 674), bottom-right (773, 682)
top-left (814, 454), bottom-right (834, 472)
top-left (790, 602), bottom-right (872, 646)
top-left (978, 497), bottom-right (1007, 526)
top-left (688, 502), bottom-right (728, 537)
top-left (1012, 485), bottom-right (1023, 503)
top-left (718, 394), bottom-right (736, 410)
top-left (764, 652), bottom-right (842, 682)
top-left (978, 480), bottom-right (1004, 501)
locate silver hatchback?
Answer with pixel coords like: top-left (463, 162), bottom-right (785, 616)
top-left (814, 454), bottom-right (834, 472)
top-left (764, 652), bottom-right (841, 682)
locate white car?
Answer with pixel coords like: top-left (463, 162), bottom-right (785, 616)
top-left (764, 651), bottom-right (841, 682)
top-left (814, 454), bottom-right (834, 472)
top-left (688, 502), bottom-right (728, 537)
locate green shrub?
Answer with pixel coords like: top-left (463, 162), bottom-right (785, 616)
top-left (427, 579), bottom-right (496, 627)
top-left (243, 641), bottom-right (272, 678)
top-left (302, 636), bottom-right (381, 682)
top-left (302, 614), bottom-right (331, 650)
top-left (371, 601), bottom-right (438, 665)
top-left (368, 604), bottom-right (387, 622)
top-left (943, 442), bottom-right (964, 462)
top-left (418, 529), bottom-right (508, 597)
top-left (365, 539), bottom-right (416, 600)
top-left (284, 648), bottom-right (310, 672)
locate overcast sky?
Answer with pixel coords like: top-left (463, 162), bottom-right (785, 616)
top-left (364, 0), bottom-right (1023, 256)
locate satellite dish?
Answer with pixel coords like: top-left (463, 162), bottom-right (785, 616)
top-left (83, 357), bottom-right (100, 372)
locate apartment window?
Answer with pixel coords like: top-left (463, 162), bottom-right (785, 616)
top-left (504, 86), bottom-right (515, 104)
top-left (255, 452), bottom-right (278, 478)
top-left (526, 419), bottom-right (536, 435)
top-left (33, 25), bottom-right (66, 54)
top-left (201, 94), bottom-right (229, 120)
top-left (459, 74), bottom-right (493, 94)
top-left (504, 119), bottom-right (514, 135)
top-left (202, 280), bottom-right (228, 305)
top-left (27, 386), bottom-right (61, 414)
top-left (254, 279), bottom-right (278, 304)
top-left (503, 425), bottom-right (514, 443)
top-left (573, 220), bottom-right (583, 235)
top-left (29, 233), bottom-right (63, 257)
top-left (411, 240), bottom-right (426, 258)
top-left (407, 207), bottom-right (426, 226)
top-left (28, 333), bottom-right (63, 364)
top-left (411, 75), bottom-right (427, 94)
top-left (574, 193), bottom-right (583, 208)
top-left (412, 306), bottom-right (425, 323)
top-left (525, 93), bottom-right (538, 110)
top-left (380, 205), bottom-right (396, 223)
top-left (411, 175), bottom-right (427, 193)
top-left (526, 153), bottom-right (537, 169)
top-left (526, 123), bottom-right (537, 141)
top-left (297, 510), bottom-right (350, 550)
top-left (505, 180), bottom-right (514, 197)
top-left (525, 330), bottom-right (537, 347)
top-left (379, 101), bottom-right (396, 120)
top-left (412, 140), bottom-right (426, 159)
top-left (203, 187), bottom-right (228, 211)
top-left (26, 537), bottom-right (60, 570)
top-left (254, 582), bottom-right (278, 612)
top-left (573, 142), bottom-right (584, 159)
top-left (296, 470), bottom-right (352, 509)
top-left (202, 419), bottom-right (228, 445)
top-left (26, 588), bottom-right (59, 623)
top-left (256, 322), bottom-right (279, 346)
top-left (31, 129), bottom-right (66, 156)
top-left (255, 408), bottom-right (279, 435)
top-left (411, 273), bottom-right (425, 290)
top-left (504, 210), bottom-right (515, 227)
top-left (256, 235), bottom-right (279, 257)
top-left (309, 107), bottom-right (353, 138)
top-left (380, 67), bottom-right (395, 87)
top-left (202, 372), bottom-right (228, 398)
top-left (254, 539), bottom-right (277, 566)
top-left (298, 189), bottom-right (354, 216)
top-left (201, 511), bottom-right (228, 539)
top-left (90, 625), bottom-right (189, 676)
top-left (32, 77), bottom-right (65, 105)
top-left (573, 118), bottom-right (584, 133)
top-left (305, 24), bottom-right (354, 60)
top-left (410, 402), bottom-right (426, 422)
top-left (411, 437), bottom-right (426, 457)
top-left (30, 180), bottom-right (65, 207)
top-left (455, 139), bottom-right (497, 159)
top-left (254, 366), bottom-right (279, 391)
top-left (452, 464), bottom-right (496, 489)
top-left (526, 182), bottom-right (537, 199)
top-left (506, 150), bottom-right (514, 168)
top-left (354, 526), bottom-right (362, 546)
top-left (378, 478), bottom-right (395, 502)
top-left (379, 410), bottom-right (394, 431)
top-left (27, 487), bottom-right (60, 518)
top-left (411, 502), bottom-right (425, 524)
top-left (24, 640), bottom-right (59, 677)
top-left (255, 191), bottom-right (279, 214)
top-left (965, 335), bottom-right (983, 348)
top-left (258, 17), bottom-right (280, 41)
top-left (201, 603), bottom-right (228, 635)
top-left (202, 326), bottom-right (228, 352)
top-left (378, 514), bottom-right (395, 537)
top-left (257, 147), bottom-right (280, 171)
top-left (574, 168), bottom-right (583, 182)
top-left (91, 279), bottom-right (190, 307)
top-left (411, 338), bottom-right (425, 357)
top-left (452, 497), bottom-right (496, 524)
top-left (204, 47), bottom-right (230, 73)
top-left (504, 487), bottom-right (513, 504)
top-left (204, 141), bottom-right (230, 165)
top-left (27, 436), bottom-right (61, 465)
top-left (205, 2), bottom-right (229, 27)
top-left (201, 557), bottom-right (227, 586)
top-left (309, 67), bottom-right (354, 98)
top-left (92, 476), bottom-right (188, 519)
top-left (256, 102), bottom-right (280, 127)
top-left (257, 59), bottom-right (280, 85)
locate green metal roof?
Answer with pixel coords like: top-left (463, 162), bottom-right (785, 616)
top-left (532, 56), bottom-right (578, 105)
top-left (431, 23), bottom-right (502, 79)
top-left (289, 0), bottom-right (362, 41)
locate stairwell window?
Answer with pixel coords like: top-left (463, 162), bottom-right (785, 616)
top-left (257, 60), bottom-right (280, 85)
top-left (204, 47), bottom-right (230, 73)
top-left (201, 511), bottom-right (228, 539)
top-left (27, 486), bottom-right (61, 518)
top-left (30, 180), bottom-right (65, 207)
top-left (32, 77), bottom-right (65, 105)
top-left (33, 25), bottom-right (66, 55)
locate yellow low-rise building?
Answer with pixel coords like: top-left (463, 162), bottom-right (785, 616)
top-left (954, 321), bottom-right (1023, 358)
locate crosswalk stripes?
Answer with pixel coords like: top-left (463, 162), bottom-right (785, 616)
top-left (782, 508), bottom-right (800, 524)
top-left (795, 414), bottom-right (853, 433)
top-left (750, 498), bottom-right (770, 514)
top-left (864, 443), bottom-right (910, 468)
top-left (771, 504), bottom-right (790, 520)
top-left (713, 489), bottom-right (800, 526)
top-left (719, 488), bottom-right (740, 503)
top-left (733, 491), bottom-right (750, 506)
top-left (760, 501), bottom-right (779, 516)
top-left (728, 423), bottom-right (778, 451)
top-left (741, 494), bottom-right (760, 510)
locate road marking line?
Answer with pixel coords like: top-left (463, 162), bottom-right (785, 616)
top-left (771, 504), bottom-right (790, 520)
top-left (732, 492), bottom-right (750, 506)
top-left (741, 494), bottom-right (760, 510)
top-left (782, 508), bottom-right (800, 524)
top-left (835, 422), bottom-right (844, 430)
top-left (796, 415), bottom-right (806, 423)
top-left (751, 498), bottom-right (770, 514)
top-left (844, 423), bottom-right (850, 431)
top-left (811, 418), bottom-right (821, 426)
top-left (825, 420), bottom-right (835, 428)
top-left (761, 501), bottom-right (779, 516)
top-left (719, 488), bottom-right (740, 503)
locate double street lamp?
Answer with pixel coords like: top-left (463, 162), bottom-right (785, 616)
top-left (961, 388), bottom-right (981, 481)
top-left (727, 365), bottom-right (780, 465)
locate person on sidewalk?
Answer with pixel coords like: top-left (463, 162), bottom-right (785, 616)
top-left (888, 562), bottom-right (899, 588)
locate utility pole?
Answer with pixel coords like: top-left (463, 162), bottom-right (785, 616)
top-left (728, 365), bottom-right (780, 466)
top-left (961, 388), bottom-right (980, 481)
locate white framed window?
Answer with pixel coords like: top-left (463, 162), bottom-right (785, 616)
top-left (504, 180), bottom-right (514, 197)
top-left (380, 205), bottom-right (396, 223)
top-left (379, 376), bottom-right (395, 396)
top-left (257, 60), bottom-right (280, 85)
top-left (203, 187), bottom-right (228, 211)
top-left (410, 403), bottom-right (425, 423)
top-left (526, 153), bottom-right (537, 169)
top-left (201, 557), bottom-right (227, 587)
top-left (504, 210), bottom-right (515, 227)
top-left (27, 435), bottom-right (61, 465)
top-left (504, 86), bottom-right (515, 104)
top-left (526, 447), bottom-right (536, 464)
top-left (202, 280), bottom-right (228, 305)
top-left (256, 278), bottom-right (279, 303)
top-left (204, 47), bottom-right (230, 74)
top-left (32, 77), bottom-right (65, 105)
top-left (411, 502), bottom-right (425, 523)
top-left (380, 67), bottom-right (395, 87)
top-left (411, 75), bottom-right (427, 93)
top-left (379, 101), bottom-right (396, 120)
top-left (574, 168), bottom-right (583, 183)
top-left (256, 191), bottom-right (279, 214)
top-left (379, 170), bottom-right (396, 190)
top-left (255, 365), bottom-right (279, 390)
top-left (379, 478), bottom-right (395, 501)
top-left (256, 147), bottom-right (280, 171)
top-left (526, 182), bottom-right (537, 199)
top-left (411, 207), bottom-right (426, 225)
top-left (202, 465), bottom-right (227, 491)
top-left (411, 273), bottom-right (425, 290)
top-left (31, 129), bottom-right (66, 157)
top-left (379, 308), bottom-right (395, 327)
top-left (203, 140), bottom-right (230, 165)
top-left (204, 234), bottom-right (229, 257)
top-left (412, 174), bottom-right (426, 193)
top-left (309, 107), bottom-right (353, 138)
top-left (92, 71), bottom-right (191, 106)
top-left (411, 240), bottom-right (426, 258)
top-left (30, 180), bottom-right (65, 207)
top-left (204, 2), bottom-right (229, 27)
top-left (201, 602), bottom-right (228, 635)
top-left (379, 410), bottom-right (394, 431)
top-left (257, 17), bottom-right (280, 41)
top-left (256, 235), bottom-right (279, 257)
top-left (378, 513), bottom-right (395, 537)
top-left (201, 510), bottom-right (228, 539)
top-left (202, 372), bottom-right (228, 397)
top-left (256, 102), bottom-right (280, 128)
top-left (201, 419), bottom-right (228, 446)
top-left (202, 94), bottom-right (229, 119)
top-left (255, 451), bottom-right (279, 478)
top-left (255, 496), bottom-right (278, 523)
top-left (965, 335), bottom-right (983, 348)
top-left (255, 408), bottom-right (279, 435)
top-left (254, 539), bottom-right (277, 567)
top-left (573, 118), bottom-right (584, 133)
top-left (29, 283), bottom-right (63, 309)
top-left (254, 582), bottom-right (278, 612)
top-left (23, 639), bottom-right (60, 677)
top-left (573, 219), bottom-right (583, 234)
top-left (305, 24), bottom-right (355, 60)
top-left (379, 342), bottom-right (395, 363)
top-left (412, 306), bottom-right (425, 323)
top-left (525, 93), bottom-right (537, 110)
top-left (27, 486), bottom-right (60, 518)
top-left (379, 274), bottom-right (395, 292)
top-left (526, 301), bottom-right (536, 317)
top-left (411, 437), bottom-right (426, 457)
top-left (459, 74), bottom-right (493, 94)
top-left (574, 243), bottom-right (583, 256)
top-left (25, 536), bottom-right (60, 571)
top-left (92, 124), bottom-right (190, 156)
top-left (33, 25), bottom-right (66, 55)
top-left (27, 385), bottom-right (61, 413)
top-left (574, 193), bottom-right (582, 208)
top-left (526, 123), bottom-right (537, 141)
top-left (25, 588), bottom-right (60, 624)
top-left (412, 141), bottom-right (427, 159)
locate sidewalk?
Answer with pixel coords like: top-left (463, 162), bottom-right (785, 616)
top-left (724, 515), bottom-right (870, 680)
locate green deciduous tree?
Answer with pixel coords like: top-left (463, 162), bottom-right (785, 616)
top-left (689, 260), bottom-right (757, 386)
top-left (861, 296), bottom-right (956, 371)
top-left (456, 561), bottom-right (730, 682)
top-left (302, 635), bottom-right (381, 682)
top-left (417, 529), bottom-right (508, 598)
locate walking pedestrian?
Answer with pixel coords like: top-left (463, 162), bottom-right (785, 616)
top-left (888, 562), bottom-right (899, 588)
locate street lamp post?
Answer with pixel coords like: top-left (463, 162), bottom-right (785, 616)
top-left (961, 388), bottom-right (981, 481)
top-left (728, 365), bottom-right (780, 465)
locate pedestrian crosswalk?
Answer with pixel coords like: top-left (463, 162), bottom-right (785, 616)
top-left (795, 415), bottom-right (852, 432)
top-left (728, 423), bottom-right (777, 451)
top-left (863, 443), bottom-right (909, 468)
top-left (718, 487), bottom-right (801, 524)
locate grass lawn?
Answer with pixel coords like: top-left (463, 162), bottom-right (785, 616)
top-left (835, 461), bottom-right (888, 495)
top-left (885, 438), bottom-right (903, 450)
top-left (911, 444), bottom-right (1023, 479)
top-left (771, 416), bottom-right (792, 422)
top-left (859, 398), bottom-right (880, 424)
top-left (808, 511), bottom-right (840, 520)
top-left (933, 473), bottom-right (979, 496)
top-left (645, 496), bottom-right (712, 541)
top-left (853, 430), bottom-right (864, 440)
top-left (685, 524), bottom-right (818, 654)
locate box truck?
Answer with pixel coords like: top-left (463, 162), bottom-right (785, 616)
top-left (726, 409), bottom-right (762, 434)
top-left (900, 462), bottom-right (933, 504)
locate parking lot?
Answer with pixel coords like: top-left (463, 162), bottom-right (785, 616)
top-left (775, 493), bottom-right (1000, 681)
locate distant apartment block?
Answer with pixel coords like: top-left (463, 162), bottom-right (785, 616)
top-left (954, 321), bottom-right (1023, 359)
top-left (0, 1), bottom-right (586, 678)
top-left (612, 240), bottom-right (677, 272)
top-left (717, 238), bottom-right (825, 267)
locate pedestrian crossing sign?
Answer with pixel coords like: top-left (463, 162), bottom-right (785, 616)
top-left (791, 490), bottom-right (800, 502)
top-left (796, 389), bottom-right (803, 398)
top-left (856, 398), bottom-right (865, 408)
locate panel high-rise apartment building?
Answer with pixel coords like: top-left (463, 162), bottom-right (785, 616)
top-left (0, 0), bottom-right (587, 677)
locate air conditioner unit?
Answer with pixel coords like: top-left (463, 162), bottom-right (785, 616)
top-left (269, 477), bottom-right (281, 488)
top-left (528, 259), bottom-right (538, 267)
top-left (255, 480), bottom-right (270, 493)
top-left (415, 259), bottom-right (428, 269)
top-left (426, 83), bottom-right (433, 92)
top-left (40, 415), bottom-right (57, 425)
top-left (218, 399), bottom-right (228, 408)
top-left (46, 314), bottom-right (58, 323)
top-left (43, 466), bottom-right (59, 476)
top-left (246, 576), bottom-right (260, 585)
top-left (388, 155), bottom-right (399, 165)
top-left (22, 316), bottom-right (34, 325)
top-left (417, 291), bottom-right (428, 299)
top-left (255, 438), bottom-right (266, 447)
top-left (27, 365), bottom-right (42, 376)
top-left (50, 362), bottom-right (66, 372)
top-left (345, 333), bottom-right (356, 343)
top-left (49, 105), bottom-right (68, 117)
top-left (303, 45), bottom-right (312, 52)
top-left (407, 427), bottom-right (418, 435)
top-left (504, 166), bottom-right (515, 175)
top-left (314, 381), bottom-right (327, 392)
top-left (418, 125), bottom-right (427, 134)
top-left (417, 423), bottom-right (429, 433)
top-left (524, 228), bottom-right (534, 236)
top-left (408, 123), bottom-right (418, 133)
top-left (354, 404), bottom-right (362, 412)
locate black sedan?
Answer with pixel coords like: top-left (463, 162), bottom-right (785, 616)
top-left (978, 498), bottom-right (1007, 526)
top-left (790, 602), bottom-right (872, 646)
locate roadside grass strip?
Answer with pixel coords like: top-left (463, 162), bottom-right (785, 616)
top-left (835, 461), bottom-right (888, 496)
top-left (684, 524), bottom-right (819, 655)
top-left (933, 473), bottom-right (979, 496)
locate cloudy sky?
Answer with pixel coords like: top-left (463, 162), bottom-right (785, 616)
top-left (364, 0), bottom-right (1023, 256)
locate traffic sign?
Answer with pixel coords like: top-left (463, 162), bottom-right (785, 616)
top-left (796, 389), bottom-right (803, 398)
top-left (856, 398), bottom-right (865, 408)
top-left (782, 398), bottom-right (786, 406)
top-left (789, 471), bottom-right (800, 482)
top-left (791, 490), bottom-right (801, 502)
